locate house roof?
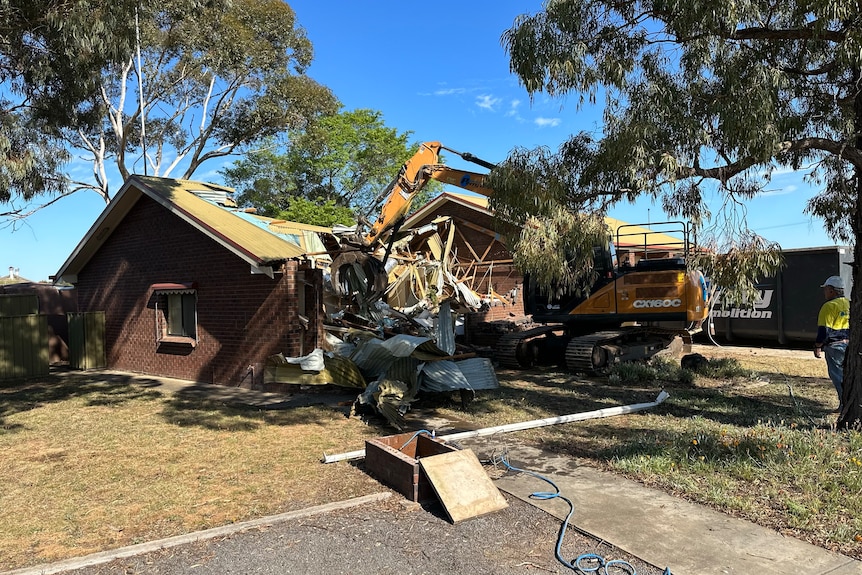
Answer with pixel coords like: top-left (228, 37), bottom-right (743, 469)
top-left (53, 176), bottom-right (325, 283)
top-left (405, 192), bottom-right (686, 249)
top-left (0, 275), bottom-right (32, 286)
top-left (405, 191), bottom-right (495, 226)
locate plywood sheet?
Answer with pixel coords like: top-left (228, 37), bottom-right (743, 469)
top-left (419, 449), bottom-right (508, 523)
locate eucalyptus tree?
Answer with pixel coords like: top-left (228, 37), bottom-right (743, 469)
top-left (0, 0), bottom-right (141, 219)
top-left (494, 1), bottom-right (862, 427)
top-left (73, 0), bottom-right (337, 204)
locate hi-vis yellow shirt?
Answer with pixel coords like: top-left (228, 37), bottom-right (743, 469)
top-left (817, 297), bottom-right (850, 344)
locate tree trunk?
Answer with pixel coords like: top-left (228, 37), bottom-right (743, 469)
top-left (838, 235), bottom-right (862, 429)
top-left (837, 76), bottom-right (862, 429)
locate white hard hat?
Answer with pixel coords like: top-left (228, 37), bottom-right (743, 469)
top-left (820, 276), bottom-right (844, 290)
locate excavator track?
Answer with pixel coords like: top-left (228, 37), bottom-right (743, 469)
top-left (496, 325), bottom-right (559, 369)
top-left (565, 327), bottom-right (693, 373)
top-left (499, 325), bottom-right (695, 372)
top-left (564, 331), bottom-right (623, 372)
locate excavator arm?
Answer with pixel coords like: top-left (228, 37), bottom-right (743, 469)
top-left (364, 141), bottom-right (495, 245)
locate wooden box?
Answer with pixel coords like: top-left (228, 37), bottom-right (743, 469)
top-left (364, 432), bottom-right (458, 502)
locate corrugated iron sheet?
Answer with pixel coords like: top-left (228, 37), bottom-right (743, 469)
top-left (419, 358), bottom-right (499, 392)
top-left (436, 301), bottom-right (455, 356)
top-left (453, 358), bottom-right (500, 390)
top-left (348, 334), bottom-right (451, 379)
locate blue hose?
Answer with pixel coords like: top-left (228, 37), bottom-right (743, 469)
top-left (499, 454), bottom-right (639, 574)
top-left (398, 429), bottom-right (434, 451)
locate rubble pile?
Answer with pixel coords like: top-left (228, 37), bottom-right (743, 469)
top-left (267, 218), bottom-right (509, 429)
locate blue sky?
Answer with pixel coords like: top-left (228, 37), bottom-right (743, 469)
top-left (1, 0), bottom-right (838, 282)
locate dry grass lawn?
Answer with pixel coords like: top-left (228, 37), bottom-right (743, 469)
top-left (2, 342), bottom-right (859, 571)
top-left (0, 370), bottom-right (384, 571)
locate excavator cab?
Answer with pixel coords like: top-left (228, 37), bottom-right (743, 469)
top-left (524, 232), bottom-right (617, 319)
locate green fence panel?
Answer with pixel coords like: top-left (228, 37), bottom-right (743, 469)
top-left (0, 294), bottom-right (38, 317)
top-left (0, 315), bottom-right (49, 380)
top-left (68, 312), bottom-right (106, 370)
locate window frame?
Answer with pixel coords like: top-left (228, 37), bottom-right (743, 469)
top-left (152, 283), bottom-right (198, 347)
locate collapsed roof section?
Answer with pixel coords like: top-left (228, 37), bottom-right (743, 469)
top-left (323, 214), bottom-right (514, 337)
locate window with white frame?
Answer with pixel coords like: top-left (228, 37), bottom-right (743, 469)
top-left (166, 292), bottom-right (197, 338)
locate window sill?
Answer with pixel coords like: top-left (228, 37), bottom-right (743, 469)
top-left (158, 335), bottom-right (197, 348)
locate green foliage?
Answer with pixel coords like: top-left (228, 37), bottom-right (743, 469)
top-left (223, 109), bottom-right (437, 218)
top-left (500, 0), bottom-right (861, 287)
top-left (513, 208), bottom-right (608, 296)
top-left (82, 0), bottom-right (338, 199)
top-left (276, 196), bottom-right (355, 228)
top-left (608, 356), bottom-right (694, 385)
top-left (691, 357), bottom-right (755, 379)
top-left (0, 0), bottom-right (146, 209)
top-left (693, 233), bottom-right (785, 306)
top-left (0, 114), bottom-right (70, 207)
top-left (607, 355), bottom-right (752, 385)
top-left (221, 142), bottom-right (298, 215)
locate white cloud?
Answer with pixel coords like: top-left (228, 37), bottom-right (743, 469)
top-left (433, 87), bottom-right (467, 96)
top-left (505, 99), bottom-right (523, 120)
top-left (475, 94), bottom-right (501, 111)
top-left (534, 117), bottom-right (561, 128)
top-left (760, 185), bottom-right (797, 197)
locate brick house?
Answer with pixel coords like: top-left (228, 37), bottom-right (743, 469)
top-left (53, 176), bottom-right (330, 386)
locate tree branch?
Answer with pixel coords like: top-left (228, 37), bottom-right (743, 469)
top-left (675, 138), bottom-right (862, 183)
top-left (730, 26), bottom-right (845, 43)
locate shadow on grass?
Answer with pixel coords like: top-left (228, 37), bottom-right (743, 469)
top-left (0, 367), bottom-right (166, 431)
top-left (475, 366), bottom-right (838, 466)
top-left (161, 390), bottom-right (351, 431)
top-left (0, 367), bottom-right (375, 434)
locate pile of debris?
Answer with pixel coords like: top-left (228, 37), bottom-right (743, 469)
top-left (266, 300), bottom-right (500, 430)
top-left (322, 216), bottom-right (515, 337)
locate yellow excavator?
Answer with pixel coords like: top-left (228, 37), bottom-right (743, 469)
top-left (329, 141), bottom-right (494, 300)
top-left (330, 141), bottom-right (710, 372)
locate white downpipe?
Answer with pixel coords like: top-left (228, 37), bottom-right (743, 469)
top-left (322, 390), bottom-right (669, 464)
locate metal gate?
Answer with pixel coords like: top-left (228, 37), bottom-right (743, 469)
top-left (68, 312), bottom-right (106, 370)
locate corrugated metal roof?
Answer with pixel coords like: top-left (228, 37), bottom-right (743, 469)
top-left (139, 177), bottom-right (307, 262)
top-left (54, 176), bottom-right (319, 282)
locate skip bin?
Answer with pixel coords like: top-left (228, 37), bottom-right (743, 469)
top-left (710, 246), bottom-right (853, 345)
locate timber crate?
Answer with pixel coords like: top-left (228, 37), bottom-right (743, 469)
top-left (365, 432), bottom-right (458, 502)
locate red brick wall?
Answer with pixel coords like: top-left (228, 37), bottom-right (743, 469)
top-left (74, 196), bottom-right (318, 385)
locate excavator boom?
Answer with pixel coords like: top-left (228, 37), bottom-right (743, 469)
top-left (364, 142), bottom-right (495, 245)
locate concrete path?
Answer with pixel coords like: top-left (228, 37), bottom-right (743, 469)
top-left (473, 442), bottom-right (862, 575)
